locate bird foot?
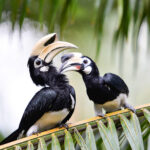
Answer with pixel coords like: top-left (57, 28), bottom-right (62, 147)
top-left (35, 133), bottom-right (39, 136)
top-left (97, 113), bottom-right (105, 117)
top-left (59, 123), bottom-right (70, 130)
top-left (128, 107), bottom-right (136, 113)
top-left (32, 131), bottom-right (40, 136)
top-left (124, 103), bottom-right (136, 113)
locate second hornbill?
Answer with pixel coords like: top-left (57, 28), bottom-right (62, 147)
top-left (60, 52), bottom-right (136, 117)
top-left (0, 33), bottom-right (77, 145)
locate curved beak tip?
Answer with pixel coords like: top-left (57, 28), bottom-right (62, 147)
top-left (65, 43), bottom-right (78, 49)
top-left (59, 63), bottom-right (82, 74)
top-left (59, 64), bottom-right (67, 73)
top-left (74, 45), bottom-right (78, 49)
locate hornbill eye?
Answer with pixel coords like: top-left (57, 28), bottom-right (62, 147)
top-left (34, 58), bottom-right (43, 68)
top-left (83, 59), bottom-right (88, 64)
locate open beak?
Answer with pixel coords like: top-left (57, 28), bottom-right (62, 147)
top-left (38, 41), bottom-right (78, 63)
top-left (30, 33), bottom-right (78, 63)
top-left (59, 52), bottom-right (83, 73)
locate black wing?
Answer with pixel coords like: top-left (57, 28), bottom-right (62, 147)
top-left (61, 85), bottom-right (76, 124)
top-left (19, 87), bottom-right (57, 131)
top-left (103, 73), bottom-right (129, 95)
top-left (70, 85), bottom-right (76, 101)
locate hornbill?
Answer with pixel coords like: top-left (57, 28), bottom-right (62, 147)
top-left (60, 52), bottom-right (136, 117)
top-left (0, 34), bottom-right (77, 145)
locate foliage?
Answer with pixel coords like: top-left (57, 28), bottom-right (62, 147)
top-left (0, 0), bottom-right (150, 60)
top-left (0, 132), bottom-right (4, 142)
top-left (0, 105), bottom-right (150, 150)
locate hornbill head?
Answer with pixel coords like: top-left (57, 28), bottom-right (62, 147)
top-left (60, 52), bottom-right (98, 76)
top-left (28, 33), bottom-right (78, 86)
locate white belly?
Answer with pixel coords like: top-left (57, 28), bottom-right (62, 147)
top-left (94, 93), bottom-right (127, 114)
top-left (102, 99), bottom-right (121, 112)
top-left (26, 109), bottom-right (69, 136)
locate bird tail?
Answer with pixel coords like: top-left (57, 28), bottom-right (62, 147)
top-left (0, 129), bottom-right (21, 145)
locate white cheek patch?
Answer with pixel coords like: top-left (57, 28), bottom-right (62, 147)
top-left (83, 66), bottom-right (92, 74)
top-left (40, 66), bottom-right (49, 72)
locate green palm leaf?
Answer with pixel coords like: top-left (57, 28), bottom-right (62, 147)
top-left (74, 128), bottom-right (88, 150)
top-left (143, 109), bottom-right (150, 124)
top-left (85, 123), bottom-right (97, 150)
top-left (64, 129), bottom-right (75, 150)
top-left (107, 117), bottom-right (120, 149)
top-left (27, 141), bottom-right (34, 150)
top-left (51, 133), bottom-right (61, 150)
top-left (130, 113), bottom-right (144, 150)
top-left (0, 104), bottom-right (150, 150)
top-left (119, 113), bottom-right (144, 150)
top-left (0, 0), bottom-right (150, 62)
top-left (97, 120), bottom-right (119, 150)
top-left (15, 145), bottom-right (22, 150)
top-left (38, 137), bottom-right (47, 150)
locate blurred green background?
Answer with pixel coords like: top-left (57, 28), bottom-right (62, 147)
top-left (0, 0), bottom-right (150, 140)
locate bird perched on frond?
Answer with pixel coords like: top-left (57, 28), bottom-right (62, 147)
top-left (0, 33), bottom-right (77, 145)
top-left (60, 52), bottom-right (136, 117)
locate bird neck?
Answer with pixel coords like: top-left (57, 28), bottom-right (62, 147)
top-left (28, 56), bottom-right (68, 87)
top-left (81, 65), bottom-right (100, 89)
top-left (47, 67), bottom-right (69, 88)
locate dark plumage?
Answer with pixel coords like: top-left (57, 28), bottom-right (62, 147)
top-left (0, 76), bottom-right (76, 145)
top-left (60, 52), bottom-right (135, 117)
top-left (0, 34), bottom-right (77, 145)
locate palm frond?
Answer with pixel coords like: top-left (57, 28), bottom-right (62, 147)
top-left (0, 0), bottom-right (150, 63)
top-left (0, 103), bottom-right (150, 150)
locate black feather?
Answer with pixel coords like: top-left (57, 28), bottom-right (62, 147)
top-left (0, 129), bottom-right (20, 145)
top-left (0, 56), bottom-right (76, 145)
top-left (44, 34), bottom-right (56, 46)
top-left (103, 73), bottom-right (129, 95)
top-left (19, 88), bottom-right (57, 131)
top-left (80, 56), bottom-right (129, 104)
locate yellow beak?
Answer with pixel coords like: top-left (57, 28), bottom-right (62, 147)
top-left (60, 52), bottom-right (83, 73)
top-left (30, 33), bottom-right (78, 63)
top-left (31, 33), bottom-right (58, 56)
top-left (38, 41), bottom-right (78, 63)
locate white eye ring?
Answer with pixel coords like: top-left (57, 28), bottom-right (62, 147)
top-left (34, 58), bottom-right (43, 68)
top-left (82, 58), bottom-right (91, 66)
top-left (83, 59), bottom-right (88, 64)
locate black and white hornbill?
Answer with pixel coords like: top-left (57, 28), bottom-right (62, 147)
top-left (60, 52), bottom-right (136, 117)
top-left (0, 34), bottom-right (77, 145)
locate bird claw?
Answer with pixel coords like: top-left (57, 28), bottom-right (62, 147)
top-left (59, 123), bottom-right (70, 130)
top-left (128, 107), bottom-right (136, 113)
top-left (32, 131), bottom-right (40, 136)
top-left (97, 113), bottom-right (105, 117)
top-left (124, 103), bottom-right (136, 113)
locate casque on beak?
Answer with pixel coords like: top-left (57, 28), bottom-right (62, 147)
top-left (59, 52), bottom-right (83, 73)
top-left (38, 41), bottom-right (78, 63)
top-left (30, 33), bottom-right (78, 64)
top-left (31, 33), bottom-right (58, 57)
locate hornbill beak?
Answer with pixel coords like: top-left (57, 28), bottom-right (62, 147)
top-left (38, 41), bottom-right (78, 63)
top-left (60, 52), bottom-right (83, 73)
top-left (31, 33), bottom-right (58, 57)
top-left (30, 33), bottom-right (78, 63)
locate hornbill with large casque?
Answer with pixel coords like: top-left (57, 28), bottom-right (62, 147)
top-left (0, 33), bottom-right (77, 145)
top-left (60, 52), bottom-right (136, 117)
